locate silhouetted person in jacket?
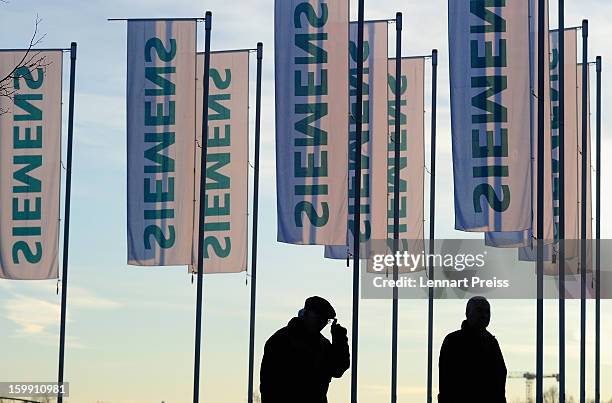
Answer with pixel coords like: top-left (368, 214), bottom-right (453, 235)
top-left (438, 296), bottom-right (507, 403)
top-left (260, 296), bottom-right (350, 403)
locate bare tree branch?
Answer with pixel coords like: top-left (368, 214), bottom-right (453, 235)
top-left (0, 14), bottom-right (49, 114)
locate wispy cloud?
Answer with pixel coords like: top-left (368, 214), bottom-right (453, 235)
top-left (5, 295), bottom-right (59, 335)
top-left (1, 282), bottom-right (121, 345)
top-left (69, 286), bottom-right (122, 310)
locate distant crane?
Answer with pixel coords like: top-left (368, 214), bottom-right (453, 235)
top-left (508, 372), bottom-right (560, 403)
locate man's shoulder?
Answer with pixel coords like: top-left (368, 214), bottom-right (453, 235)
top-left (444, 327), bottom-right (498, 339)
top-left (443, 329), bottom-right (463, 343)
top-left (265, 325), bottom-right (290, 346)
top-left (484, 330), bottom-right (500, 344)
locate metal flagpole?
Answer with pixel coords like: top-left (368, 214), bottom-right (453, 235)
top-left (57, 41), bottom-right (77, 403)
top-left (247, 42), bottom-right (263, 403)
top-left (579, 18), bottom-right (588, 403)
top-left (595, 55), bottom-right (601, 403)
top-left (193, 11), bottom-right (212, 403)
top-left (536, 0), bottom-right (546, 401)
top-left (391, 12), bottom-right (402, 403)
top-left (557, 2), bottom-right (567, 402)
top-left (426, 48), bottom-right (438, 403)
top-left (351, 1), bottom-right (365, 401)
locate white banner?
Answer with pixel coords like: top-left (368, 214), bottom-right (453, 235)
top-left (577, 63), bottom-right (593, 240)
top-left (275, 0), bottom-right (350, 245)
top-left (385, 57), bottom-right (426, 267)
top-left (0, 51), bottom-right (62, 280)
top-left (486, 0), bottom-right (554, 248)
top-left (542, 28), bottom-right (580, 267)
top-left (325, 20), bottom-right (389, 259)
top-left (449, 0), bottom-right (532, 232)
top-left (544, 64), bottom-right (593, 275)
top-left (527, 0), bottom-right (554, 243)
top-left (581, 64), bottom-right (594, 273)
top-left (551, 29), bottom-right (579, 244)
top-left (521, 45), bottom-right (586, 266)
top-left (127, 20), bottom-right (197, 266)
top-left (191, 51), bottom-right (250, 274)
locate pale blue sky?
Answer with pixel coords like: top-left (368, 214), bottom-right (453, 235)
top-left (0, 0), bottom-right (611, 402)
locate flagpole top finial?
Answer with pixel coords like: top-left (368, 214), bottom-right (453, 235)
top-left (70, 42), bottom-right (77, 59)
top-left (396, 12), bottom-right (402, 30)
top-left (205, 11), bottom-right (212, 29)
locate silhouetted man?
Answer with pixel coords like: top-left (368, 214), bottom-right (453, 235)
top-left (260, 296), bottom-right (350, 403)
top-left (438, 296), bottom-right (507, 403)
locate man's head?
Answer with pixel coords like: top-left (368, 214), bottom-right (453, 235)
top-left (301, 296), bottom-right (336, 333)
top-left (465, 296), bottom-right (490, 330)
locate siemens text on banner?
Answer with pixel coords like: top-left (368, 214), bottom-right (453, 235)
top-left (448, 0), bottom-right (532, 233)
top-left (275, 0), bottom-right (350, 245)
top-left (549, 28), bottom-right (580, 262)
top-left (126, 20), bottom-right (197, 266)
top-left (486, 0), bottom-right (554, 247)
top-left (325, 20), bottom-right (388, 259)
top-left (191, 51), bottom-right (249, 274)
top-left (523, 0), bottom-right (554, 243)
top-left (550, 28), bottom-right (579, 244)
top-left (387, 57), bottom-right (426, 262)
top-left (0, 51), bottom-right (63, 280)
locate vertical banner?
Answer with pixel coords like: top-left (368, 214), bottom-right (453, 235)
top-left (0, 51), bottom-right (63, 280)
top-left (275, 0), bottom-right (350, 245)
top-left (577, 63), bottom-right (592, 241)
top-left (576, 63), bottom-right (593, 274)
top-left (551, 29), bottom-right (579, 242)
top-left (487, 0), bottom-right (554, 247)
top-left (325, 20), bottom-right (389, 259)
top-left (449, 0), bottom-right (532, 233)
top-left (551, 28), bottom-right (580, 261)
top-left (386, 57), bottom-right (425, 262)
top-left (191, 51), bottom-right (250, 274)
top-left (528, 0), bottom-right (554, 242)
top-left (127, 20), bottom-right (197, 266)
top-left (535, 30), bottom-right (582, 271)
